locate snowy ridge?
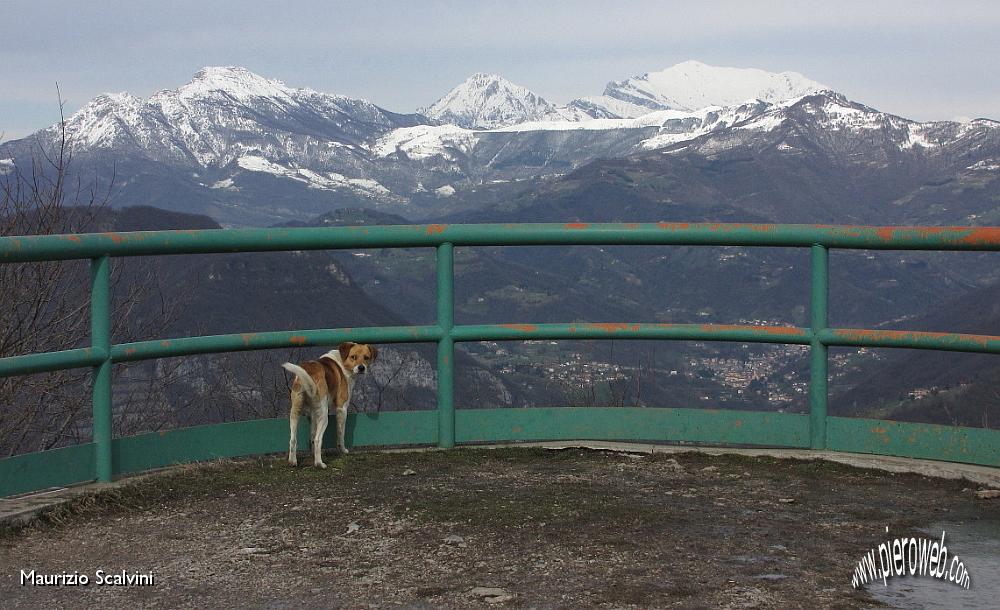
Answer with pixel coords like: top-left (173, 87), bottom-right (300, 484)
top-left (8, 61), bottom-right (993, 222)
top-left (600, 60), bottom-right (827, 113)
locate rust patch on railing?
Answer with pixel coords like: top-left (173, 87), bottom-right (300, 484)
top-left (582, 323), bottom-right (641, 332)
top-left (564, 223), bottom-right (590, 230)
top-left (424, 224), bottom-right (447, 235)
top-left (63, 235), bottom-right (81, 243)
top-left (702, 324), bottom-right (807, 337)
top-left (289, 335), bottom-right (306, 345)
top-left (125, 348), bottom-right (137, 356)
top-left (241, 333), bottom-right (258, 346)
top-left (105, 233), bottom-right (126, 244)
top-left (871, 425), bottom-right (891, 445)
top-left (958, 227), bottom-right (1000, 246)
top-left (656, 222), bottom-right (690, 230)
top-left (500, 323), bottom-right (538, 333)
top-left (832, 328), bottom-right (995, 348)
top-left (159, 340), bottom-right (171, 348)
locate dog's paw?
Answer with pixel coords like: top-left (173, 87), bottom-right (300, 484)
top-left (339, 447), bottom-right (350, 455)
top-left (314, 461), bottom-right (327, 469)
top-left (288, 457), bottom-right (298, 467)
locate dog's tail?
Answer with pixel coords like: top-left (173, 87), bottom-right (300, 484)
top-left (281, 362), bottom-right (318, 398)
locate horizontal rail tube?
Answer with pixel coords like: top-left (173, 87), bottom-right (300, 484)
top-left (452, 322), bottom-right (813, 344)
top-left (0, 347), bottom-right (107, 378)
top-left (820, 328), bottom-right (1000, 354)
top-left (112, 325), bottom-right (444, 362)
top-left (5, 324), bottom-right (998, 376)
top-left (2, 223), bottom-right (999, 263)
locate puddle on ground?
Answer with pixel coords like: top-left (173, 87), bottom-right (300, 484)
top-left (864, 520), bottom-right (1000, 610)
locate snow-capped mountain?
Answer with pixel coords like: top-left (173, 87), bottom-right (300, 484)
top-left (64, 66), bottom-right (424, 158)
top-left (420, 73), bottom-right (588, 129)
top-left (1, 62), bottom-right (995, 226)
top-left (592, 60), bottom-right (827, 116)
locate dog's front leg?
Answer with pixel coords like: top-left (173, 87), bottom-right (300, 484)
top-left (336, 404), bottom-right (349, 454)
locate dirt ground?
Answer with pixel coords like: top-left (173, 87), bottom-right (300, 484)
top-left (1, 447), bottom-right (997, 609)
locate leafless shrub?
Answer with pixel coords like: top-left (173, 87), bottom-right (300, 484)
top-left (0, 99), bottom-right (183, 454)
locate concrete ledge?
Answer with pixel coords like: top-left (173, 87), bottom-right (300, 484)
top-left (508, 441), bottom-right (1000, 488)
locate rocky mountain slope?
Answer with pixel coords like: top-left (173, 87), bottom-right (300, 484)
top-left (3, 62), bottom-right (994, 227)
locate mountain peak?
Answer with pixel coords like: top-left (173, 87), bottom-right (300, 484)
top-left (422, 73), bottom-right (560, 129)
top-left (177, 66), bottom-right (297, 100)
top-left (604, 61), bottom-right (828, 112)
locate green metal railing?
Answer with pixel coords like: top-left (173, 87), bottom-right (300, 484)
top-left (1, 222), bottom-right (999, 496)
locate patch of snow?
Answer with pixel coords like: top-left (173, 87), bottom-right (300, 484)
top-left (211, 178), bottom-right (235, 189)
top-left (237, 155), bottom-right (290, 175)
top-left (966, 159), bottom-right (999, 171)
top-left (435, 184), bottom-right (456, 197)
top-left (900, 127), bottom-right (938, 150)
top-left (372, 124), bottom-right (477, 160)
top-left (0, 158), bottom-right (14, 175)
top-left (236, 156), bottom-right (392, 197)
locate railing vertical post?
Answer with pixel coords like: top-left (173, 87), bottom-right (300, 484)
top-left (436, 242), bottom-right (455, 448)
top-left (809, 244), bottom-right (829, 450)
top-left (90, 255), bottom-right (113, 482)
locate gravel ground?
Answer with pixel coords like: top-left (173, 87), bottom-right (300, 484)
top-left (1, 447), bottom-right (997, 609)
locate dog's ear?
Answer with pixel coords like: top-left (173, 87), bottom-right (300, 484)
top-left (368, 346), bottom-right (378, 361)
top-left (338, 342), bottom-right (356, 360)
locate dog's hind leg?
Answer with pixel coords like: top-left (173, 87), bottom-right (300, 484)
top-left (312, 403), bottom-right (329, 469)
top-left (288, 392), bottom-right (302, 466)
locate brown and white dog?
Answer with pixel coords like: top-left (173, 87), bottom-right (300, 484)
top-left (281, 342), bottom-right (377, 468)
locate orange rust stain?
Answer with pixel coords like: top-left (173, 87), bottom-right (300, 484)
top-left (125, 348), bottom-right (136, 356)
top-left (104, 232), bottom-right (126, 244)
top-left (656, 222), bottom-right (690, 230)
top-left (159, 431), bottom-right (168, 437)
top-left (875, 227), bottom-right (896, 242)
top-left (703, 323), bottom-right (807, 337)
top-left (564, 222), bottom-right (590, 230)
top-left (289, 335), bottom-right (306, 345)
top-left (241, 333), bottom-right (258, 345)
top-left (501, 323), bottom-right (538, 333)
top-left (624, 223), bottom-right (639, 230)
top-left (64, 235), bottom-right (81, 243)
top-left (833, 328), bottom-right (993, 348)
top-left (733, 420), bottom-right (743, 428)
top-left (159, 340), bottom-right (171, 347)
top-left (959, 227), bottom-right (1000, 246)
top-left (424, 224), bottom-right (447, 235)
top-left (585, 322), bottom-right (640, 333)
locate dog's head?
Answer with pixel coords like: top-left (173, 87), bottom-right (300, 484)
top-left (338, 342), bottom-right (378, 376)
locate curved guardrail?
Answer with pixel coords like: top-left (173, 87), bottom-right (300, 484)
top-left (1, 222), bottom-right (999, 496)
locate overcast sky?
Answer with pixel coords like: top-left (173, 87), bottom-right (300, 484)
top-left (2, 0), bottom-right (999, 142)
